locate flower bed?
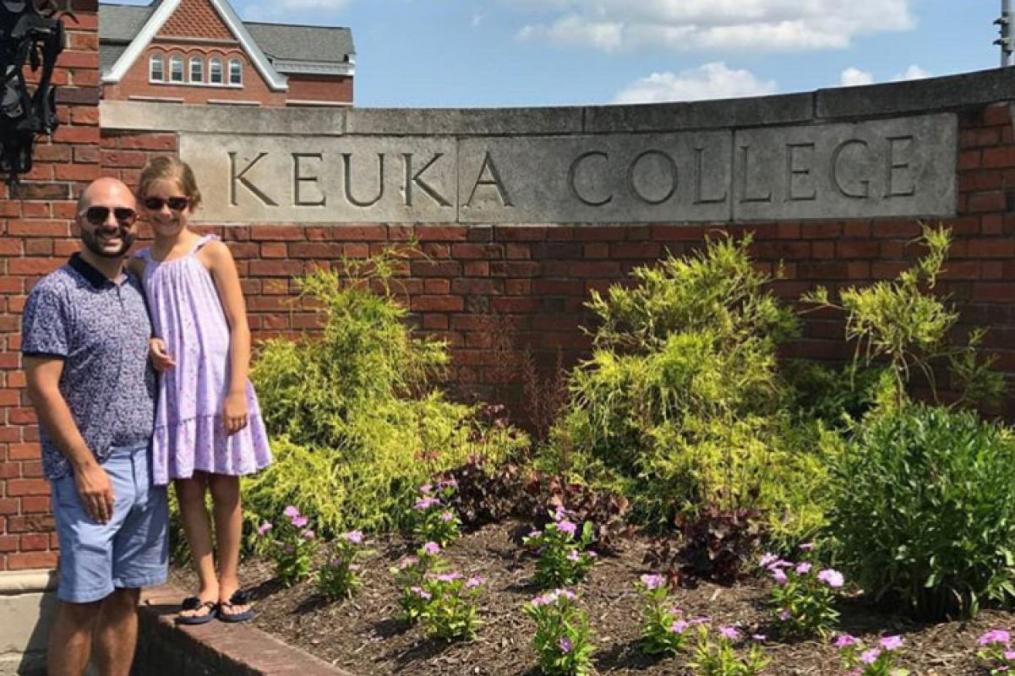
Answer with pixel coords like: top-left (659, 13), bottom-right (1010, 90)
top-left (170, 519), bottom-right (1009, 675)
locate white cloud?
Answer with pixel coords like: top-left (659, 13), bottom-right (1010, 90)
top-left (894, 64), bottom-right (930, 80)
top-left (243, 0), bottom-right (352, 20)
top-left (514, 0), bottom-right (914, 53)
top-left (839, 67), bottom-right (874, 87)
top-left (613, 62), bottom-right (777, 104)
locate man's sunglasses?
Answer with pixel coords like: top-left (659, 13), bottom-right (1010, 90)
top-left (143, 196), bottom-right (190, 212)
top-left (82, 206), bottom-right (138, 226)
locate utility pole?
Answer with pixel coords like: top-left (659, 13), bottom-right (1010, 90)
top-left (997, 0), bottom-right (1013, 67)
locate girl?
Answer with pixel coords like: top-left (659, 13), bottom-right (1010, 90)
top-left (133, 156), bottom-right (271, 624)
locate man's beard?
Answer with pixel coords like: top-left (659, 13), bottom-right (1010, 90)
top-left (81, 226), bottom-right (135, 258)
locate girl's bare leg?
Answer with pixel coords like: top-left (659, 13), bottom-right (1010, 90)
top-left (208, 473), bottom-right (249, 617)
top-left (175, 473), bottom-right (218, 618)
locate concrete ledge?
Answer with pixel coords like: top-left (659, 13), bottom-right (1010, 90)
top-left (104, 67), bottom-right (1015, 138)
top-left (0, 570), bottom-right (58, 676)
top-left (136, 584), bottom-right (352, 676)
top-left (0, 570), bottom-right (56, 595)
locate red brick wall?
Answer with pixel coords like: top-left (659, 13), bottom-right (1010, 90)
top-left (159, 0), bottom-right (233, 40)
top-left (286, 75), bottom-right (353, 104)
top-left (0, 0), bottom-right (100, 572)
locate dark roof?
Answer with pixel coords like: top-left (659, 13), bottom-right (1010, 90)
top-left (244, 22), bottom-right (354, 64)
top-left (98, 2), bottom-right (355, 67)
top-left (98, 3), bottom-right (155, 41)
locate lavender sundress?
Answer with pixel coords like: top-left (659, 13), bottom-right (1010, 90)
top-left (138, 234), bottom-right (271, 485)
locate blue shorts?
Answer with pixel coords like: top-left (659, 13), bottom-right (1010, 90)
top-left (50, 442), bottom-right (168, 604)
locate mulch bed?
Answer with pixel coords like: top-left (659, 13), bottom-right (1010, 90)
top-left (170, 520), bottom-right (1008, 675)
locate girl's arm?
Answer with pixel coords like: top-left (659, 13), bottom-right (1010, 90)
top-left (202, 240), bottom-right (251, 434)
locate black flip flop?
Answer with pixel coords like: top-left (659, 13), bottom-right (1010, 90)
top-left (217, 590), bottom-right (255, 623)
top-left (175, 596), bottom-right (218, 625)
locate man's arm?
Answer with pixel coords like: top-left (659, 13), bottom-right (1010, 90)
top-left (24, 357), bottom-right (114, 523)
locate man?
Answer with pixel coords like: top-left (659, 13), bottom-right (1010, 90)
top-left (22, 177), bottom-right (166, 676)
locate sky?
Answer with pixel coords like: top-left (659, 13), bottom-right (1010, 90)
top-left (112, 0), bottom-right (1005, 108)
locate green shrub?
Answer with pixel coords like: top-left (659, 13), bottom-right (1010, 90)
top-left (245, 252), bottom-right (527, 537)
top-left (544, 235), bottom-right (829, 542)
top-left (829, 404), bottom-right (1015, 619)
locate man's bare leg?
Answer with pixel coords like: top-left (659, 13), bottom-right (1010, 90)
top-left (91, 588), bottom-right (140, 676)
top-left (47, 600), bottom-right (101, 676)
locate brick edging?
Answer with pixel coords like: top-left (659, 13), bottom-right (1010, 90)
top-left (136, 584), bottom-right (353, 676)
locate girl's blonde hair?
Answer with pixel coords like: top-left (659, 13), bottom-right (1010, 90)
top-left (138, 155), bottom-right (202, 209)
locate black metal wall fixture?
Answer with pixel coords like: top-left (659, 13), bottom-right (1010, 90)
top-left (0, 0), bottom-right (72, 194)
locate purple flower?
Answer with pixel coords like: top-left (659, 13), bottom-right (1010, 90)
top-left (526, 530), bottom-right (542, 539)
top-left (834, 634), bottom-right (859, 648)
top-left (301, 529), bottom-right (315, 540)
top-left (292, 515), bottom-right (309, 528)
top-left (718, 625), bottom-right (741, 641)
top-left (345, 530), bottom-right (364, 544)
top-left (860, 648), bottom-right (881, 665)
top-left (980, 629), bottom-right (1012, 646)
top-left (414, 496), bottom-right (441, 510)
top-left (531, 593), bottom-right (553, 607)
top-left (552, 505), bottom-right (567, 521)
top-left (879, 635), bottom-right (903, 651)
top-left (466, 576), bottom-right (485, 588)
top-left (283, 505), bottom-right (300, 518)
top-left (587, 551), bottom-right (598, 558)
top-left (398, 556), bottom-right (418, 570)
top-left (795, 562), bottom-right (812, 575)
top-left (778, 609), bottom-right (791, 621)
top-left (818, 568), bottom-right (844, 588)
top-left (257, 521), bottom-right (273, 536)
top-left (772, 568), bottom-right (788, 585)
top-left (439, 511), bottom-right (455, 522)
top-left (410, 586), bottom-right (431, 600)
top-left (420, 483), bottom-right (433, 494)
top-left (434, 572), bottom-right (461, 583)
top-left (759, 552), bottom-right (778, 568)
top-left (640, 574), bottom-right (665, 590)
top-left (670, 619), bottom-right (690, 634)
top-left (1005, 650), bottom-right (1015, 661)
top-left (556, 520), bottom-right (577, 537)
top-left (558, 637), bottom-right (572, 654)
top-left (422, 542), bottom-right (441, 555)
top-left (799, 542), bottom-right (815, 551)
top-left (567, 550), bottom-right (581, 562)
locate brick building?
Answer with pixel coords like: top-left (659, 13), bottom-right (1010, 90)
top-left (99, 0), bottom-right (355, 107)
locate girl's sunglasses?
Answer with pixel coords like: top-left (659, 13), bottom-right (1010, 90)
top-left (82, 206), bottom-right (137, 226)
top-left (143, 196), bottom-right (190, 211)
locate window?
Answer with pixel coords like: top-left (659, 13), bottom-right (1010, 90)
top-left (149, 55), bottom-right (164, 82)
top-left (209, 57), bottom-right (223, 84)
top-left (169, 55), bottom-right (184, 82)
top-left (189, 56), bottom-right (203, 83)
top-left (228, 58), bottom-right (242, 85)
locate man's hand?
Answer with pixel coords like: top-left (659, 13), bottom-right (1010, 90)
top-left (149, 338), bottom-right (176, 372)
top-left (222, 391), bottom-right (248, 435)
top-left (74, 462), bottom-right (115, 523)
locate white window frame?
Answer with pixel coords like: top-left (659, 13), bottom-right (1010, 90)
top-left (169, 55), bottom-right (184, 83)
top-left (189, 56), bottom-right (203, 83)
top-left (209, 57), bottom-right (223, 84)
top-left (149, 54), bottom-right (164, 82)
top-left (228, 58), bottom-right (242, 85)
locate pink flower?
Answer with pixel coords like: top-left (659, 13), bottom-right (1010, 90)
top-left (556, 520), bottom-right (577, 537)
top-left (718, 625), bottom-right (741, 641)
top-left (466, 576), bottom-right (485, 588)
top-left (345, 530), bottom-right (364, 544)
top-left (1005, 650), bottom-right (1015, 661)
top-left (640, 574), bottom-right (665, 590)
top-left (422, 542), bottom-right (441, 555)
top-left (567, 550), bottom-right (581, 562)
top-left (778, 610), bottom-right (791, 621)
top-left (558, 637), bottom-right (572, 654)
top-left (256, 521), bottom-right (273, 536)
top-left (420, 483), bottom-right (433, 494)
top-left (301, 529), bottom-right (315, 540)
top-left (292, 515), bottom-right (309, 528)
top-left (398, 556), bottom-right (418, 570)
top-left (587, 550), bottom-right (598, 558)
top-left (414, 496), bottom-right (441, 510)
top-left (439, 511), bottom-right (455, 522)
top-left (818, 568), bottom-right (844, 588)
top-left (283, 505), bottom-right (300, 518)
top-left (799, 542), bottom-right (815, 551)
top-left (860, 649), bottom-right (881, 664)
top-left (979, 629), bottom-right (1012, 646)
top-left (795, 562), bottom-right (812, 575)
top-left (879, 635), bottom-right (903, 651)
top-left (410, 586), bottom-right (431, 600)
top-left (527, 530), bottom-right (542, 539)
top-left (772, 568), bottom-right (788, 585)
top-left (670, 619), bottom-right (690, 634)
top-left (434, 572), bottom-right (461, 583)
top-left (759, 553), bottom-right (778, 568)
top-left (834, 634), bottom-right (859, 648)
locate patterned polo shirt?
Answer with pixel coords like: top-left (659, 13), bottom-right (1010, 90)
top-left (21, 254), bottom-right (156, 480)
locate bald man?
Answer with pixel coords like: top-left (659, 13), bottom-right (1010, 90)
top-left (22, 178), bottom-right (166, 676)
